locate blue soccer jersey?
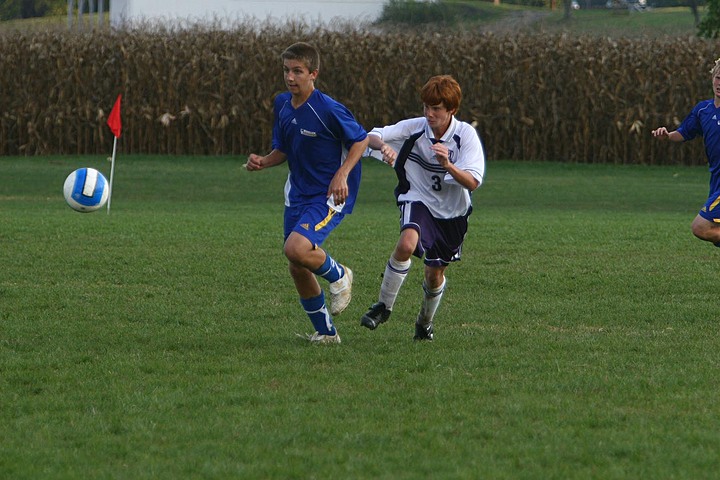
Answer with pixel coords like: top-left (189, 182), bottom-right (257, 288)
top-left (272, 89), bottom-right (367, 214)
top-left (677, 99), bottom-right (720, 196)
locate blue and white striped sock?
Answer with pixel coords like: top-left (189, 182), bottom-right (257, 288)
top-left (300, 292), bottom-right (336, 336)
top-left (313, 251), bottom-right (344, 284)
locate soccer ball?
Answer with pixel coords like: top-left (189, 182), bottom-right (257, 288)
top-left (63, 167), bottom-right (109, 213)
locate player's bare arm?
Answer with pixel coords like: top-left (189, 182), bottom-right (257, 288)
top-left (368, 133), bottom-right (397, 165)
top-left (651, 127), bottom-right (684, 142)
top-left (328, 136), bottom-right (369, 205)
top-left (431, 142), bottom-right (480, 191)
top-left (246, 149), bottom-right (287, 171)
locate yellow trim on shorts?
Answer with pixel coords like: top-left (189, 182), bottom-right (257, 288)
top-left (709, 195), bottom-right (720, 212)
top-left (314, 208), bottom-right (337, 231)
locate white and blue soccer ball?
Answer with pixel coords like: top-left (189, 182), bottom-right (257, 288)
top-left (63, 167), bottom-right (109, 213)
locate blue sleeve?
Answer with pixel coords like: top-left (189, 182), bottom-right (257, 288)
top-left (328, 100), bottom-right (367, 148)
top-left (271, 95), bottom-right (285, 152)
top-left (677, 103), bottom-right (704, 141)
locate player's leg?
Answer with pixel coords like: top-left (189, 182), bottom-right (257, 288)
top-left (284, 234), bottom-right (338, 340)
top-left (381, 227), bottom-right (418, 305)
top-left (360, 203), bottom-right (422, 330)
top-left (282, 205), bottom-right (347, 342)
top-left (691, 214), bottom-right (720, 245)
top-left (414, 265), bottom-right (447, 341)
top-left (284, 231), bottom-right (325, 272)
top-left (285, 236), bottom-right (323, 296)
top-left (693, 194), bottom-right (720, 246)
top-left (283, 204), bottom-right (350, 286)
top-left (413, 207), bottom-right (470, 341)
top-left (293, 204), bottom-right (353, 316)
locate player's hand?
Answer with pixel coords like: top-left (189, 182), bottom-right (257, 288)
top-left (651, 127), bottom-right (670, 139)
top-left (328, 174), bottom-right (349, 206)
top-left (380, 143), bottom-right (397, 166)
top-left (245, 154), bottom-right (264, 171)
top-left (431, 143), bottom-right (450, 168)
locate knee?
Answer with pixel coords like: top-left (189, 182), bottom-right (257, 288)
top-left (691, 218), bottom-right (720, 243)
top-left (394, 243), bottom-right (413, 261)
top-left (283, 238), bottom-right (306, 264)
top-left (691, 217), bottom-right (715, 241)
top-left (424, 269), bottom-right (445, 290)
top-left (394, 235), bottom-right (417, 260)
top-left (691, 224), bottom-right (705, 240)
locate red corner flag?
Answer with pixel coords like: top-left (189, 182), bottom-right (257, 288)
top-left (107, 94), bottom-right (122, 138)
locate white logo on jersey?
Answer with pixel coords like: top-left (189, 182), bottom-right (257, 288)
top-left (291, 118), bottom-right (297, 124)
top-left (301, 129), bottom-right (317, 137)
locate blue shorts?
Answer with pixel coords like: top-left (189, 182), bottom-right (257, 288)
top-left (284, 202), bottom-right (345, 248)
top-left (399, 201), bottom-right (471, 267)
top-left (699, 191), bottom-right (720, 223)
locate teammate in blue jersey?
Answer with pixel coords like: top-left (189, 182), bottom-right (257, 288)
top-left (652, 58), bottom-right (720, 247)
top-left (360, 75), bottom-right (486, 340)
top-left (246, 42), bottom-right (368, 344)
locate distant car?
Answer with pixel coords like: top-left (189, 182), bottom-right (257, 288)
top-left (606, 0), bottom-right (647, 9)
top-left (571, 0), bottom-right (580, 9)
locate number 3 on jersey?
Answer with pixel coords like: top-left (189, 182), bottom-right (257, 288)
top-left (431, 175), bottom-right (442, 191)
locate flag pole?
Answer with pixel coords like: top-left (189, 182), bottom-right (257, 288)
top-left (107, 135), bottom-right (117, 214)
top-left (106, 93), bottom-right (122, 214)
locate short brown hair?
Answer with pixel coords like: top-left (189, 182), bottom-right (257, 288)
top-left (281, 42), bottom-right (320, 73)
top-left (420, 75), bottom-right (462, 112)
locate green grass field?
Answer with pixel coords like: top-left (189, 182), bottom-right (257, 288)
top-left (375, 1), bottom-right (699, 37)
top-left (2, 155), bottom-right (720, 478)
top-left (531, 6), bottom-right (699, 36)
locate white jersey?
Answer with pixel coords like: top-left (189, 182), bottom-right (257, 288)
top-left (368, 116), bottom-right (485, 219)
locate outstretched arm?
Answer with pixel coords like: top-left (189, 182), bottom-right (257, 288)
top-left (245, 149), bottom-right (287, 171)
top-left (368, 133), bottom-right (397, 166)
top-left (652, 127), bottom-right (684, 142)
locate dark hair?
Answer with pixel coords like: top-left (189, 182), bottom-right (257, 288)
top-left (281, 42), bottom-right (320, 73)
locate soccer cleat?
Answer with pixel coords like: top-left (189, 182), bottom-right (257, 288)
top-left (360, 302), bottom-right (391, 330)
top-left (297, 331), bottom-right (342, 344)
top-left (413, 322), bottom-right (434, 341)
top-left (329, 265), bottom-right (353, 316)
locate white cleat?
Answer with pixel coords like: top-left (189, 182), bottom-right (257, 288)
top-left (297, 331), bottom-right (342, 344)
top-left (329, 265), bottom-right (353, 316)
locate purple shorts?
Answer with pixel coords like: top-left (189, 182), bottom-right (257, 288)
top-left (399, 201), bottom-right (471, 267)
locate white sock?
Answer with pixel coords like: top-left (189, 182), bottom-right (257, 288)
top-left (418, 278), bottom-right (445, 327)
top-left (378, 256), bottom-right (411, 310)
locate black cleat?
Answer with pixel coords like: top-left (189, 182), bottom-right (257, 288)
top-left (413, 322), bottom-right (434, 341)
top-left (360, 302), bottom-right (391, 330)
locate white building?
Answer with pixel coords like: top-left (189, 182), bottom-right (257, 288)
top-left (109, 0), bottom-right (387, 28)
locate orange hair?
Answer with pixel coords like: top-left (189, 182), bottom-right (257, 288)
top-left (420, 75), bottom-right (462, 112)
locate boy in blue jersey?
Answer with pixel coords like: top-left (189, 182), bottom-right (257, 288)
top-left (652, 58), bottom-right (720, 246)
top-left (246, 42), bottom-right (368, 344)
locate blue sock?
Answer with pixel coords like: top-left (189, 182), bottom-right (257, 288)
top-left (312, 252), bottom-right (344, 283)
top-left (300, 292), bottom-right (336, 335)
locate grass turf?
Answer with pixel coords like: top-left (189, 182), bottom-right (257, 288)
top-left (2, 155), bottom-right (720, 478)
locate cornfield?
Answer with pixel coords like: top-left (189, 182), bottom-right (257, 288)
top-left (0, 22), bottom-right (716, 164)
